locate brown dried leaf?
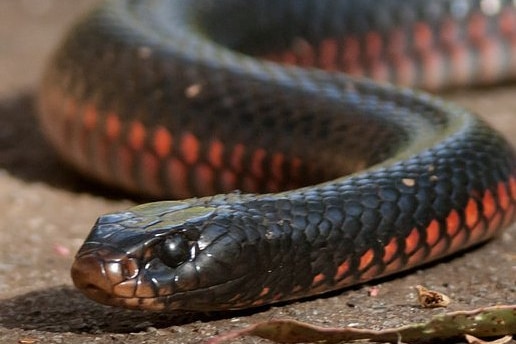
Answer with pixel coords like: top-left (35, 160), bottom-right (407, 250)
top-left (415, 285), bottom-right (451, 308)
top-left (206, 305), bottom-right (516, 344)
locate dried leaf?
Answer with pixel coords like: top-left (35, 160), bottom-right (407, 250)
top-left (415, 285), bottom-right (451, 308)
top-left (206, 305), bottom-right (516, 344)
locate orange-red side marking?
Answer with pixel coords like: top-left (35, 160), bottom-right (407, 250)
top-left (82, 105), bottom-right (97, 131)
top-left (270, 152), bottom-right (285, 182)
top-left (358, 249), bottom-right (374, 272)
top-left (425, 219), bottom-right (441, 247)
top-left (153, 126), bottom-right (173, 158)
top-left (208, 139), bottom-right (224, 169)
top-left (413, 22), bottom-right (434, 52)
top-left (180, 132), bottom-right (199, 165)
top-left (128, 121), bottom-right (146, 151)
top-left (445, 209), bottom-right (461, 237)
top-left (465, 198), bottom-right (480, 228)
top-left (404, 228), bottom-right (420, 255)
top-left (312, 273), bottom-right (325, 285)
top-left (258, 287), bottom-right (270, 297)
top-left (334, 260), bottom-right (349, 281)
top-left (382, 237), bottom-right (398, 264)
top-left (105, 112), bottom-right (121, 141)
top-left (482, 189), bottom-right (497, 220)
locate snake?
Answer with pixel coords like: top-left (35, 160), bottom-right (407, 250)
top-left (38, 0), bottom-right (516, 312)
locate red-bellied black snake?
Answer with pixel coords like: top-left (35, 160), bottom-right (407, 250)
top-left (38, 0), bottom-right (516, 311)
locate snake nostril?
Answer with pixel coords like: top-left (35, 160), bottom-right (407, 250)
top-left (71, 254), bottom-right (112, 293)
top-left (103, 258), bottom-right (139, 284)
top-left (121, 258), bottom-right (139, 279)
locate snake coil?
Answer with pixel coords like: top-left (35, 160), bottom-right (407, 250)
top-left (39, 0), bottom-right (516, 311)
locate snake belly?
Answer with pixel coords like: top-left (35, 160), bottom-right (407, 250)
top-left (38, 0), bottom-right (516, 311)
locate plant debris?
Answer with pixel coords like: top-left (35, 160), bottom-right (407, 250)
top-left (206, 305), bottom-right (516, 344)
top-left (415, 285), bottom-right (451, 308)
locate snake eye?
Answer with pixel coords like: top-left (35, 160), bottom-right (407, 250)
top-left (158, 236), bottom-right (190, 268)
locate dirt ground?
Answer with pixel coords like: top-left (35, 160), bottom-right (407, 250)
top-left (0, 1), bottom-right (514, 344)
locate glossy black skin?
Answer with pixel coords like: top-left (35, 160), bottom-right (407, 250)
top-left (74, 112), bottom-right (515, 311)
top-left (46, 1), bottom-right (516, 311)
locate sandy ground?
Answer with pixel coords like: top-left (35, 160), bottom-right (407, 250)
top-left (0, 1), bottom-right (514, 343)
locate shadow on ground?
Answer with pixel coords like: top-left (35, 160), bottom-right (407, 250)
top-left (0, 286), bottom-right (231, 334)
top-left (0, 284), bottom-right (327, 335)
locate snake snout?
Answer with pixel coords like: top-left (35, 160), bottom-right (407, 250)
top-left (71, 252), bottom-right (140, 305)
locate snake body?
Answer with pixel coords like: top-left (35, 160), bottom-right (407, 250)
top-left (39, 0), bottom-right (516, 311)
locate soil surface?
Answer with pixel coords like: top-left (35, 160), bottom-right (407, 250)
top-left (0, 1), bottom-right (514, 343)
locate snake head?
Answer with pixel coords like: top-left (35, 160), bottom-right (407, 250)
top-left (71, 200), bottom-right (240, 311)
